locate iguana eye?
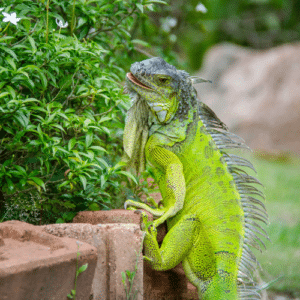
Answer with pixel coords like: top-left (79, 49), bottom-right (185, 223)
top-left (159, 78), bottom-right (168, 84)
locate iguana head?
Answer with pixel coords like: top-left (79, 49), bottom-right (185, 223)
top-left (123, 57), bottom-right (200, 173)
top-left (126, 57), bottom-right (191, 124)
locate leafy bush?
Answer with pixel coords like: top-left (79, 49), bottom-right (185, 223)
top-left (0, 0), bottom-right (162, 224)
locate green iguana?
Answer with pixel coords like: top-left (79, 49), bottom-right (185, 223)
top-left (123, 57), bottom-right (268, 299)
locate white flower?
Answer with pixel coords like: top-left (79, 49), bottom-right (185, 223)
top-left (56, 18), bottom-right (68, 28)
top-left (196, 3), bottom-right (208, 13)
top-left (2, 12), bottom-right (21, 25)
top-left (162, 17), bottom-right (177, 33)
top-left (168, 17), bottom-right (177, 28)
top-left (88, 28), bottom-right (96, 35)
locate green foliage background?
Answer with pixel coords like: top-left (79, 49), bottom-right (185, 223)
top-left (0, 0), bottom-right (164, 225)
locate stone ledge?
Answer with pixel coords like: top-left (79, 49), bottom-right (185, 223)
top-left (0, 220), bottom-right (97, 300)
top-left (41, 221), bottom-right (144, 300)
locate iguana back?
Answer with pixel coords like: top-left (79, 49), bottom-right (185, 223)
top-left (123, 57), bottom-right (268, 299)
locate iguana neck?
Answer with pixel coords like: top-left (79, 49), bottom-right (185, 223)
top-left (148, 83), bottom-right (199, 147)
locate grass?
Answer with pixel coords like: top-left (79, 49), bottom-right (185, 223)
top-left (251, 152), bottom-right (300, 297)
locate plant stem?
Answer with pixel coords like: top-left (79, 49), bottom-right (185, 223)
top-left (46, 0), bottom-right (50, 43)
top-left (71, 0), bottom-right (76, 36)
top-left (0, 22), bottom-right (11, 37)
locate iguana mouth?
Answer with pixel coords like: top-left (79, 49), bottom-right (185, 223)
top-left (127, 72), bottom-right (152, 90)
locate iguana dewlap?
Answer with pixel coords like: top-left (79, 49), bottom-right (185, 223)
top-left (123, 57), bottom-right (268, 300)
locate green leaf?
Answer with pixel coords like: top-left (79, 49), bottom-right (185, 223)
top-left (14, 112), bottom-right (29, 127)
top-left (6, 57), bottom-right (17, 71)
top-left (6, 86), bottom-right (16, 99)
top-left (77, 263), bottom-right (88, 275)
top-left (118, 171), bottom-right (138, 184)
top-left (27, 180), bottom-right (41, 192)
top-left (98, 116), bottom-right (112, 123)
top-left (132, 39), bottom-right (150, 48)
top-left (22, 98), bottom-right (39, 104)
top-left (28, 36), bottom-right (37, 54)
top-left (23, 19), bottom-right (31, 32)
top-left (56, 218), bottom-right (65, 223)
top-left (5, 178), bottom-right (14, 192)
top-left (68, 138), bottom-right (77, 151)
top-left (86, 150), bottom-right (95, 161)
top-left (29, 177), bottom-right (46, 191)
top-left (89, 146), bottom-right (107, 152)
top-left (19, 178), bottom-right (27, 187)
top-left (121, 271), bottom-right (127, 285)
top-left (100, 174), bottom-right (106, 188)
top-left (77, 17), bottom-right (87, 28)
top-left (13, 165), bottom-right (27, 175)
top-left (0, 36), bottom-right (14, 43)
top-left (147, 0), bottom-right (168, 4)
top-left (79, 175), bottom-right (87, 189)
top-left (22, 78), bottom-right (35, 89)
top-left (0, 45), bottom-right (18, 60)
top-left (136, 3), bottom-right (144, 13)
top-left (56, 146), bottom-right (69, 154)
top-left (52, 124), bottom-right (66, 133)
top-left (0, 92), bottom-right (10, 99)
top-left (85, 132), bottom-right (93, 148)
top-left (36, 69), bottom-right (47, 89)
top-left (95, 157), bottom-right (109, 169)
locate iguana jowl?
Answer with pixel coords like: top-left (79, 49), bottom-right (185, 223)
top-left (123, 57), bottom-right (268, 299)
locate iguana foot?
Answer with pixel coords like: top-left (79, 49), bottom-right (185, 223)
top-left (124, 199), bottom-right (166, 217)
top-left (145, 196), bottom-right (159, 208)
top-left (140, 211), bottom-right (157, 239)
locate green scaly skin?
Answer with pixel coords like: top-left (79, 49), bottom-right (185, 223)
top-left (123, 57), bottom-right (268, 300)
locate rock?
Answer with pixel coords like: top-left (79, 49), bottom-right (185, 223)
top-left (0, 220), bottom-right (97, 300)
top-left (195, 43), bottom-right (300, 154)
top-left (42, 222), bottom-right (144, 300)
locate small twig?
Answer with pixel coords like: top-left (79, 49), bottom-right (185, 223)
top-left (133, 47), bottom-right (154, 58)
top-left (5, 187), bottom-right (36, 198)
top-left (50, 80), bottom-right (70, 103)
top-left (93, 103), bottom-right (119, 117)
top-left (87, 5), bottom-right (137, 39)
top-left (63, 73), bottom-right (80, 106)
top-left (44, 162), bottom-right (58, 186)
top-left (10, 22), bottom-right (39, 47)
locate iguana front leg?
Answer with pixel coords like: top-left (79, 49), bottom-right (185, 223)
top-left (125, 143), bottom-right (186, 228)
top-left (139, 211), bottom-right (199, 271)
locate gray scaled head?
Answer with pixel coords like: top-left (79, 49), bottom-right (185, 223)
top-left (126, 57), bottom-right (185, 123)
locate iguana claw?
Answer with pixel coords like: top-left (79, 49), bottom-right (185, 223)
top-left (140, 211), bottom-right (157, 239)
top-left (124, 199), bottom-right (138, 211)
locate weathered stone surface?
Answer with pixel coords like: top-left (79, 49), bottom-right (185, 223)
top-left (70, 209), bottom-right (196, 299)
top-left (195, 43), bottom-right (300, 154)
top-left (41, 222), bottom-right (144, 300)
top-left (72, 209), bottom-right (167, 244)
top-left (0, 220), bottom-right (97, 300)
top-left (73, 209), bottom-right (144, 225)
